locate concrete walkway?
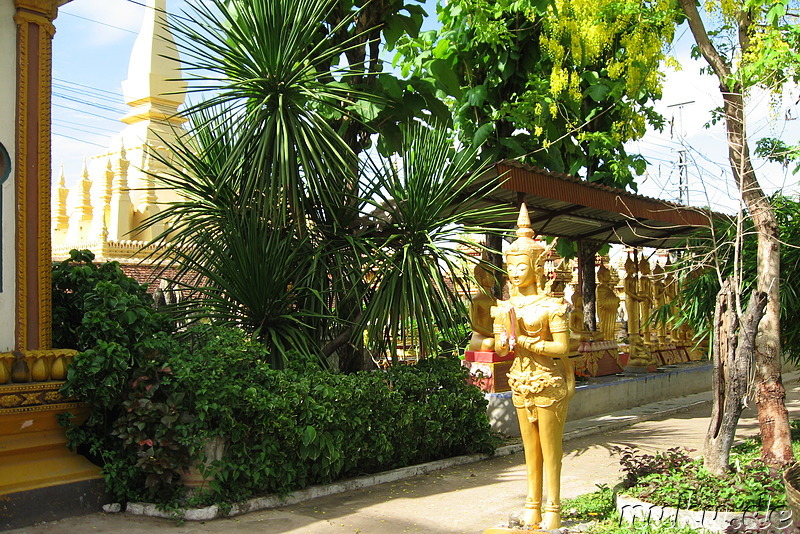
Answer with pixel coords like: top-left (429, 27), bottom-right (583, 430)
top-left (8, 375), bottom-right (800, 534)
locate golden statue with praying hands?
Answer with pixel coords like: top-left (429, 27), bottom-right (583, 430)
top-left (484, 204), bottom-right (575, 532)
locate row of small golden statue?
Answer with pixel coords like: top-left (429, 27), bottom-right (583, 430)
top-left (623, 253), bottom-right (696, 369)
top-left (471, 205), bottom-right (696, 532)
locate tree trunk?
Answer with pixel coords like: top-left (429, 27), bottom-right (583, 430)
top-left (679, 0), bottom-right (795, 468)
top-left (578, 240), bottom-right (602, 332)
top-left (486, 232), bottom-right (505, 299)
top-left (704, 280), bottom-right (766, 475)
top-left (722, 91), bottom-right (794, 468)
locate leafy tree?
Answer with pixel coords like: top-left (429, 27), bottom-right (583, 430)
top-left (668, 195), bottom-right (800, 473)
top-left (394, 0), bottom-right (678, 184)
top-left (143, 0), bottom-right (504, 370)
top-left (321, 0), bottom-right (451, 156)
top-left (673, 195), bottom-right (800, 357)
top-left (393, 0), bottom-right (679, 323)
top-left (676, 0), bottom-right (800, 471)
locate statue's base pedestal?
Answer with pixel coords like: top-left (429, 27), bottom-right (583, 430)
top-left (688, 347), bottom-right (706, 361)
top-left (623, 364), bottom-right (657, 373)
top-left (0, 382), bottom-right (105, 529)
top-left (463, 358), bottom-right (513, 393)
top-left (574, 341), bottom-right (623, 377)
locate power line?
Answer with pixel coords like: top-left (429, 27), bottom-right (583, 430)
top-left (53, 103), bottom-right (123, 123)
top-left (53, 92), bottom-right (127, 115)
top-left (54, 77), bottom-right (123, 97)
top-left (53, 131), bottom-right (109, 148)
top-left (53, 84), bottom-right (126, 107)
top-left (53, 118), bottom-right (120, 134)
top-left (123, 0), bottom-right (153, 8)
top-left (53, 121), bottom-right (119, 138)
top-left (122, 0), bottom-right (196, 24)
top-left (54, 126), bottom-right (109, 139)
top-left (59, 10), bottom-right (137, 34)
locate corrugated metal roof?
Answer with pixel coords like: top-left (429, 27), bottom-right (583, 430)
top-left (468, 161), bottom-right (714, 249)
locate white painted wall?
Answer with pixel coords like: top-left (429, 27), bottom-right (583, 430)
top-left (0, 0), bottom-right (16, 351)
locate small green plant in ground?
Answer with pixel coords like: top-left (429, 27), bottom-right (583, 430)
top-left (563, 428), bottom-right (800, 533)
top-left (564, 484), bottom-right (616, 523)
top-left (581, 520), bottom-right (704, 533)
top-left (613, 442), bottom-right (787, 512)
top-left (613, 446), bottom-right (695, 490)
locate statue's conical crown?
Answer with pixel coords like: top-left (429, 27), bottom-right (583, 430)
top-left (507, 203), bottom-right (544, 257)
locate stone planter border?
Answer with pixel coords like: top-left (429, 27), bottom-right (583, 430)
top-left (616, 494), bottom-right (793, 532)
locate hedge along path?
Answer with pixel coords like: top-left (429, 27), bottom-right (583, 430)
top-left (126, 387), bottom-right (718, 521)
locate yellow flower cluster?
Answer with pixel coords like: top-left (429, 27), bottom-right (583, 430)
top-left (539, 0), bottom-right (674, 104)
top-left (549, 66), bottom-right (569, 95)
top-left (708, 0), bottom-right (739, 21)
top-left (540, 34), bottom-right (564, 63)
top-left (619, 30), bottom-right (663, 94)
top-left (568, 72), bottom-right (582, 101)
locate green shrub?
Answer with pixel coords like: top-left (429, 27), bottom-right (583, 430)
top-left (615, 443), bottom-right (787, 512)
top-left (53, 250), bottom-right (171, 473)
top-left (52, 249), bottom-right (167, 351)
top-left (52, 252), bottom-right (497, 506)
top-left (107, 325), bottom-right (498, 505)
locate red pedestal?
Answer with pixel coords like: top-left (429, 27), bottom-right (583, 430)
top-left (463, 358), bottom-right (513, 393)
top-left (464, 350), bottom-right (515, 363)
top-left (574, 341), bottom-right (624, 377)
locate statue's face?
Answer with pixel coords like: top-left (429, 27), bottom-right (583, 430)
top-left (625, 261), bottom-right (635, 274)
top-left (507, 254), bottom-right (535, 288)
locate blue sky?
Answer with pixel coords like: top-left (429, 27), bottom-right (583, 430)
top-left (51, 0), bottom-right (800, 214)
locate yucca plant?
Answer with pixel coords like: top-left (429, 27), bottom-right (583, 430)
top-left (139, 0), bottom-right (508, 369)
top-left (169, 0), bottom-right (370, 231)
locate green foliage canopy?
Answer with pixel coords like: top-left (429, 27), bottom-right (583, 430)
top-left (393, 0), bottom-right (680, 189)
top-left (668, 195), bottom-right (800, 361)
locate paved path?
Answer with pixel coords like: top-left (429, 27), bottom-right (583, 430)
top-left (9, 376), bottom-right (800, 534)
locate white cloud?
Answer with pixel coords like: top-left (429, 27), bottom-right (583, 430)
top-left (630, 28), bottom-right (800, 214)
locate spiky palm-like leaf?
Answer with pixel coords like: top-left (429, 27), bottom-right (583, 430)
top-left (170, 0), bottom-right (369, 230)
top-left (140, 109), bottom-right (332, 367)
top-left (139, 0), bottom-right (510, 368)
top-left (137, 0), bottom-right (372, 365)
top-left (357, 123), bottom-right (510, 359)
top-left (165, 213), bottom-right (325, 368)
